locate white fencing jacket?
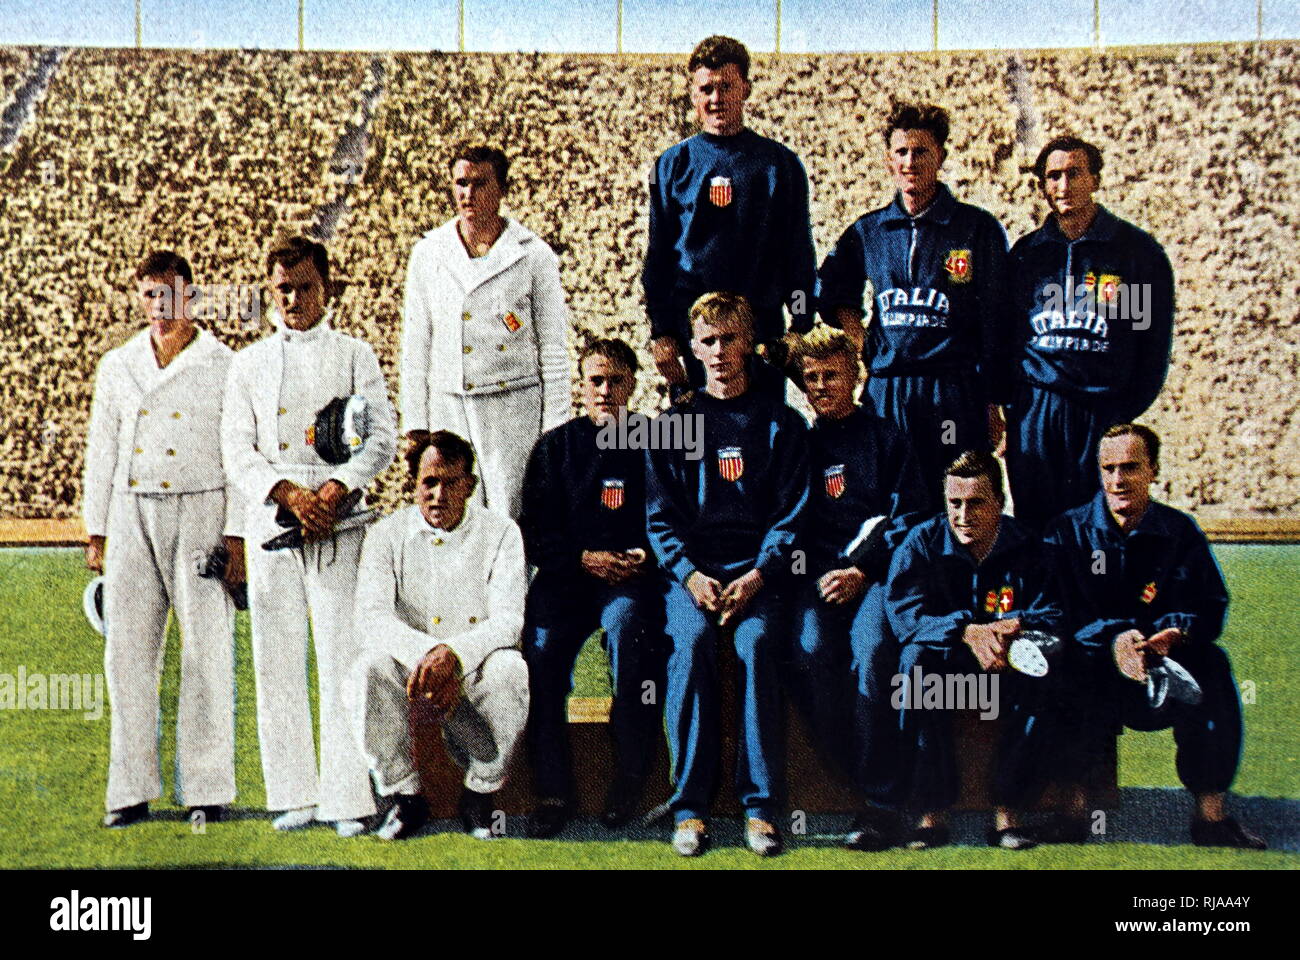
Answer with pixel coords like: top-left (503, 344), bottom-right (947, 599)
top-left (400, 217), bottom-right (571, 434)
top-left (83, 327), bottom-right (240, 538)
top-left (354, 501), bottom-right (526, 677)
top-left (221, 313), bottom-right (396, 533)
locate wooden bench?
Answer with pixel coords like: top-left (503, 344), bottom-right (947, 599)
top-left (410, 641), bottom-right (1117, 820)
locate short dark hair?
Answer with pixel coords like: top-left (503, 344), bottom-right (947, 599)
top-left (266, 235), bottom-right (330, 289)
top-left (884, 102), bottom-right (950, 152)
top-left (1101, 422), bottom-right (1160, 474)
top-left (944, 450), bottom-right (1005, 503)
top-left (688, 35), bottom-right (750, 81)
top-left (135, 250), bottom-right (192, 286)
top-left (405, 429), bottom-right (477, 479)
top-left (579, 337), bottom-right (639, 376)
top-left (1033, 135), bottom-right (1104, 183)
top-left (448, 144), bottom-right (510, 191)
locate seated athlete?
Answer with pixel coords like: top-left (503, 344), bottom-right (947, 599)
top-left (1041, 423), bottom-right (1266, 849)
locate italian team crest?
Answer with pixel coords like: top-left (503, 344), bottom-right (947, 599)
top-left (717, 447), bottom-right (744, 482)
top-left (304, 424), bottom-right (316, 446)
top-left (502, 311), bottom-right (523, 332)
top-left (600, 479), bottom-right (624, 511)
top-left (824, 464), bottom-right (846, 499)
top-left (709, 176), bottom-right (733, 208)
top-left (944, 249), bottom-right (972, 283)
top-left (1098, 274), bottom-right (1121, 303)
top-left (984, 590), bottom-right (999, 613)
top-left (998, 586), bottom-right (1015, 613)
top-left (1141, 581), bottom-right (1158, 604)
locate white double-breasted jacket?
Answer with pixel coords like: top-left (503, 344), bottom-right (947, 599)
top-left (354, 501), bottom-right (526, 677)
top-left (399, 216), bottom-right (571, 435)
top-left (83, 327), bottom-right (239, 538)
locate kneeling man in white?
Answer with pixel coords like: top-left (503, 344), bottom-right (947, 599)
top-left (349, 430), bottom-right (529, 840)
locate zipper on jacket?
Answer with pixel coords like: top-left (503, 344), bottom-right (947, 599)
top-left (908, 218), bottom-right (919, 286)
top-left (1064, 240), bottom-right (1075, 322)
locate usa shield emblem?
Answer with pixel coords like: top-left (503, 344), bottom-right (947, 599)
top-left (944, 249), bottom-right (972, 283)
top-left (824, 464), bottom-right (846, 499)
top-left (709, 176), bottom-right (732, 208)
top-left (601, 479), bottom-right (624, 511)
top-left (1141, 581), bottom-right (1157, 604)
top-left (998, 586), bottom-right (1014, 613)
top-left (984, 590), bottom-right (999, 613)
top-left (717, 447), bottom-right (744, 482)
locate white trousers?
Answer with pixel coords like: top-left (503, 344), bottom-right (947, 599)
top-left (247, 526), bottom-right (376, 821)
top-left (103, 490), bottom-right (235, 811)
top-left (347, 646), bottom-right (530, 796)
top-left (427, 387), bottom-right (541, 521)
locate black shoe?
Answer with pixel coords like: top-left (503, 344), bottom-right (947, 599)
top-left (905, 824), bottom-right (951, 850)
top-left (459, 789), bottom-right (499, 839)
top-left (987, 826), bottom-right (1037, 850)
top-left (527, 799), bottom-right (573, 839)
top-left (1035, 813), bottom-right (1090, 844)
top-left (600, 776), bottom-right (644, 829)
top-left (375, 794), bottom-right (429, 841)
top-left (1190, 817), bottom-right (1267, 850)
top-left (843, 807), bottom-right (902, 852)
top-left (187, 805), bottom-right (224, 825)
top-left (103, 802), bottom-right (149, 829)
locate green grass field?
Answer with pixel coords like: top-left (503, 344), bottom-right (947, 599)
top-left (1, 546), bottom-right (1295, 869)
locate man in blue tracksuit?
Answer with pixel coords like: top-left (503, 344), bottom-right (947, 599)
top-left (784, 327), bottom-right (928, 850)
top-left (1041, 423), bottom-right (1266, 848)
top-left (646, 292), bottom-right (810, 858)
top-left (520, 338), bottom-right (666, 838)
top-left (998, 136), bottom-right (1175, 533)
top-left (817, 103), bottom-right (1008, 511)
top-left (643, 35), bottom-right (816, 400)
top-left (886, 451), bottom-right (1062, 850)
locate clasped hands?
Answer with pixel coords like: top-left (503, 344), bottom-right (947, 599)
top-left (271, 479), bottom-right (350, 542)
top-left (407, 644), bottom-right (463, 714)
top-left (687, 568), bottom-right (764, 627)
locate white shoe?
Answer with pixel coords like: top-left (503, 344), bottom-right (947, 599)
top-left (272, 806), bottom-right (316, 831)
top-left (671, 818), bottom-right (709, 857)
top-left (335, 819), bottom-right (366, 838)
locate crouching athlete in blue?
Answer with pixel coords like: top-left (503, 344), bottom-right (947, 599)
top-left (1040, 424), bottom-right (1266, 849)
top-left (817, 103), bottom-right (1008, 512)
top-left (997, 136), bottom-right (1175, 532)
top-left (886, 451), bottom-right (1063, 850)
top-left (520, 338), bottom-right (667, 838)
top-left (646, 292), bottom-right (810, 858)
top-left (784, 327), bottom-right (929, 852)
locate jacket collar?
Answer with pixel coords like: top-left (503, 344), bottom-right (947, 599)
top-left (881, 182), bottom-right (957, 227)
top-left (122, 326), bottom-right (217, 391)
top-left (272, 308), bottom-right (333, 344)
top-left (429, 216), bottom-right (532, 293)
top-left (406, 497), bottom-right (480, 544)
top-left (1025, 203), bottom-right (1121, 249)
top-left (1085, 488), bottom-right (1178, 541)
top-left (940, 511), bottom-right (1028, 567)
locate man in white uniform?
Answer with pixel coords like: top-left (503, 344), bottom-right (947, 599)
top-left (222, 236), bottom-right (397, 837)
top-left (84, 250), bottom-right (242, 828)
top-left (400, 144), bottom-right (571, 520)
top-left (349, 430), bottom-right (529, 840)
